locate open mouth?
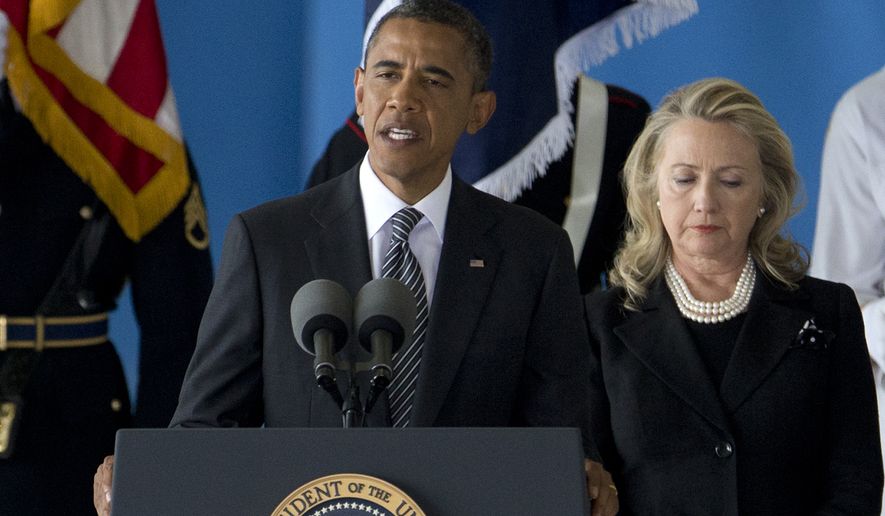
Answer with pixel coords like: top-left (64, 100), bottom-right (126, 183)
top-left (384, 127), bottom-right (419, 141)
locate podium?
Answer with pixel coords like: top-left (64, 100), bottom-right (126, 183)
top-left (111, 427), bottom-right (589, 515)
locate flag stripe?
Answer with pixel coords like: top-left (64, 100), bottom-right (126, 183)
top-left (1, 0), bottom-right (28, 34)
top-left (56, 0), bottom-right (139, 84)
top-left (105, 0), bottom-right (166, 118)
top-left (153, 87), bottom-right (182, 141)
top-left (34, 61), bottom-right (163, 192)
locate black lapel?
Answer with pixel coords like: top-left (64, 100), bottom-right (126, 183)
top-left (304, 165), bottom-right (373, 296)
top-left (719, 273), bottom-right (813, 413)
top-left (304, 166), bottom-right (374, 391)
top-left (614, 278), bottom-right (731, 432)
top-left (410, 178), bottom-right (501, 426)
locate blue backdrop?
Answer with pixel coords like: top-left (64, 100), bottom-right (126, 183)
top-left (110, 1), bottom-right (885, 406)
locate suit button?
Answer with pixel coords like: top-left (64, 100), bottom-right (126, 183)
top-left (715, 442), bottom-right (733, 458)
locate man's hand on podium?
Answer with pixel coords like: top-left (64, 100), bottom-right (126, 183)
top-left (585, 459), bottom-right (619, 515)
top-left (93, 455), bottom-right (114, 515)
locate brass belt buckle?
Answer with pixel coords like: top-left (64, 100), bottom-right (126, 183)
top-left (0, 315), bottom-right (7, 352)
top-left (0, 396), bottom-right (22, 458)
top-left (34, 315), bottom-right (45, 352)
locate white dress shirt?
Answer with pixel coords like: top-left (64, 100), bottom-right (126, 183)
top-left (359, 152), bottom-right (450, 306)
top-left (811, 65), bottom-right (885, 513)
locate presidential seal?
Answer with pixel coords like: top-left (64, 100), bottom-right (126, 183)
top-left (272, 473), bottom-right (426, 516)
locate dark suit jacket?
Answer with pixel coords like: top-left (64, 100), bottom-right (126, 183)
top-left (171, 165), bottom-right (592, 451)
top-left (584, 273), bottom-right (883, 515)
top-left (308, 82), bottom-right (650, 295)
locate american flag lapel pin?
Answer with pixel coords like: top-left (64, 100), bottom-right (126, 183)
top-left (469, 259), bottom-right (485, 268)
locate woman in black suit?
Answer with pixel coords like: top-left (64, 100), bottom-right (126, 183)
top-left (585, 78), bottom-right (883, 515)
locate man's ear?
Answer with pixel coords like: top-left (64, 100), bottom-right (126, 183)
top-left (466, 90), bottom-right (496, 135)
top-left (354, 67), bottom-right (365, 117)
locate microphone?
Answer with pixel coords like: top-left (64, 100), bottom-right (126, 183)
top-left (354, 278), bottom-right (416, 413)
top-left (290, 279), bottom-right (352, 404)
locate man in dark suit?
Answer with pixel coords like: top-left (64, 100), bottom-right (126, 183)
top-left (94, 2), bottom-right (618, 515)
top-left (309, 81), bottom-right (651, 296)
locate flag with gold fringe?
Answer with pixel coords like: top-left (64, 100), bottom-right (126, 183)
top-left (1, 0), bottom-right (189, 242)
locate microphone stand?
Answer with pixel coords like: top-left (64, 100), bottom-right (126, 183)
top-left (363, 379), bottom-right (387, 417)
top-left (341, 371), bottom-right (364, 428)
top-left (316, 372), bottom-right (344, 410)
top-left (314, 361), bottom-right (369, 428)
top-left (311, 348), bottom-right (393, 428)
top-left (363, 330), bottom-right (393, 416)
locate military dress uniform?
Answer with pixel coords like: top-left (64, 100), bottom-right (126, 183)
top-left (0, 80), bottom-right (213, 515)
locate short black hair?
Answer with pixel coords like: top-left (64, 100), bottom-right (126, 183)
top-left (364, 0), bottom-right (493, 93)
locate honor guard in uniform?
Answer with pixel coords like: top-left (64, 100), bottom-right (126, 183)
top-left (0, 79), bottom-right (213, 515)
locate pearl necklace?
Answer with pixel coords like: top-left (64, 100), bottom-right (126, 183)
top-left (664, 253), bottom-right (756, 324)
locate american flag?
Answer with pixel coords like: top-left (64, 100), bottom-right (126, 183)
top-left (1, 0), bottom-right (189, 241)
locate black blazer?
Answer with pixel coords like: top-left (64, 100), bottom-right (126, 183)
top-left (584, 273), bottom-right (883, 515)
top-left (172, 165), bottom-right (592, 449)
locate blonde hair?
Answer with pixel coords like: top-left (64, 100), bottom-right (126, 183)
top-left (611, 77), bottom-right (808, 310)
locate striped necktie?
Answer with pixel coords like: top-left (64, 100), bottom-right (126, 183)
top-left (381, 207), bottom-right (428, 427)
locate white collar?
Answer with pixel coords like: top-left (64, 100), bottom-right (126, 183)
top-left (359, 152), bottom-right (450, 242)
